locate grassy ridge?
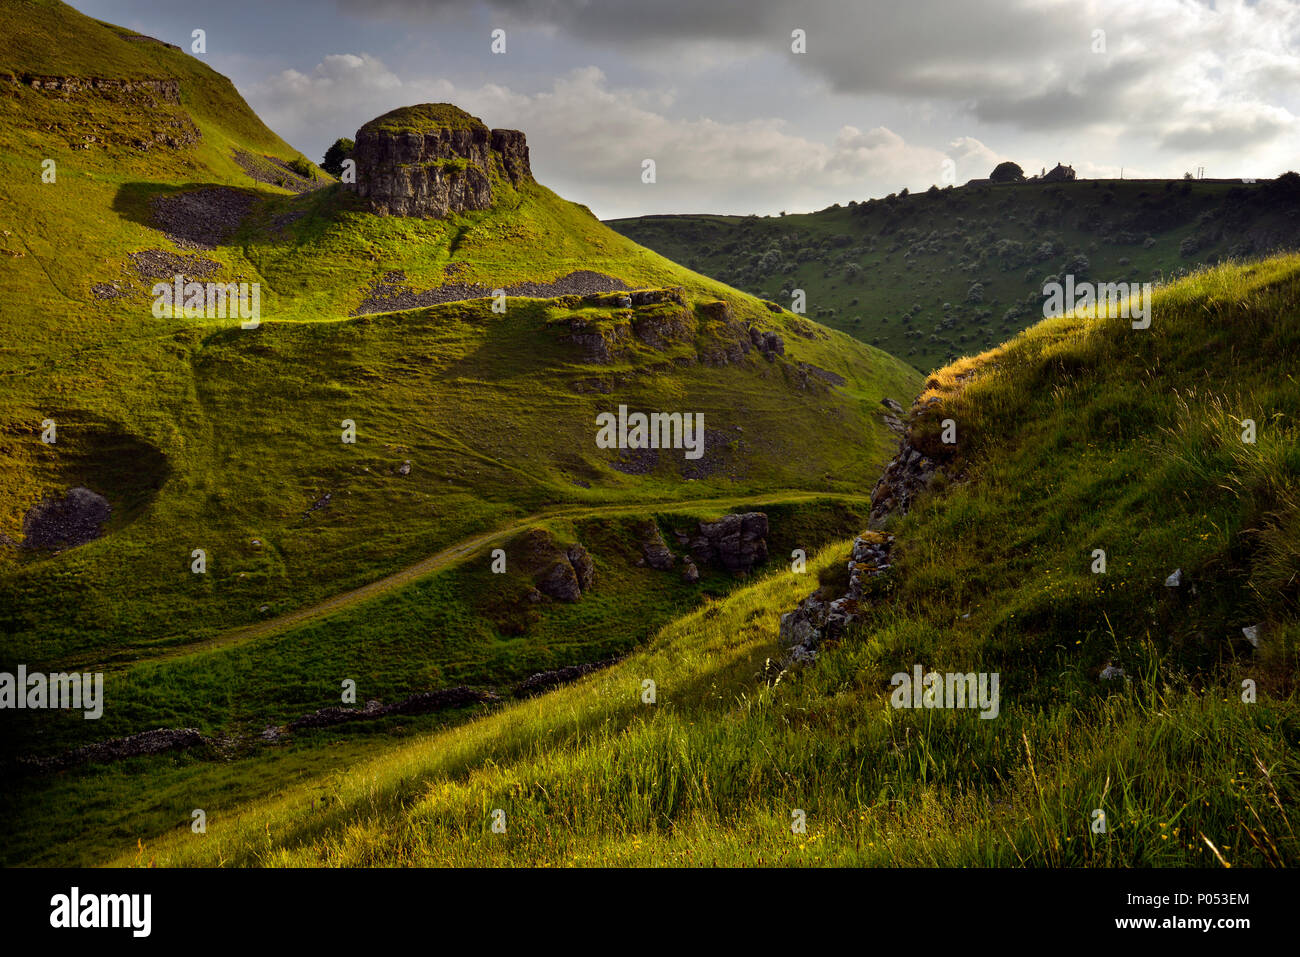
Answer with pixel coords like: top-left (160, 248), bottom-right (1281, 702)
top-left (607, 175), bottom-right (1300, 371)
top-left (105, 255), bottom-right (1298, 868)
top-left (0, 497), bottom-right (871, 759)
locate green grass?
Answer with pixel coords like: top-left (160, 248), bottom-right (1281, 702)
top-left (43, 254), bottom-right (1291, 869)
top-left (1, 1), bottom-right (918, 679)
top-left (0, 0), bottom-right (920, 828)
top-left (5, 1), bottom-right (1294, 870)
top-left (607, 175), bottom-right (1300, 372)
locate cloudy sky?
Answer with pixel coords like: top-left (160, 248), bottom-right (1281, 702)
top-left (75, 0), bottom-right (1300, 219)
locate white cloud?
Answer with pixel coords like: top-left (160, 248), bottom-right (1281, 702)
top-left (338, 0), bottom-right (1300, 152)
top-left (246, 56), bottom-right (981, 217)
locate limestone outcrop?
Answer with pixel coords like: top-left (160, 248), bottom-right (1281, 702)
top-left (352, 103), bottom-right (532, 218)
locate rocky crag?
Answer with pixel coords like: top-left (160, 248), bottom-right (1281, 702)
top-left (637, 512), bottom-right (771, 583)
top-left (352, 103), bottom-right (531, 218)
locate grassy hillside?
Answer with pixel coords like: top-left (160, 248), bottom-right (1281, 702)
top-left (101, 255), bottom-right (1298, 868)
top-left (0, 0), bottom-right (919, 796)
top-left (608, 174), bottom-right (1300, 371)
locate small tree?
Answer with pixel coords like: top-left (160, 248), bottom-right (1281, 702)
top-left (990, 161), bottom-right (1025, 183)
top-left (322, 137), bottom-right (355, 178)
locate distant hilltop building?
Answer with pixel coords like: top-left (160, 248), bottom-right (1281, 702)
top-left (969, 161), bottom-right (1076, 186)
top-left (1041, 162), bottom-right (1076, 183)
top-left (968, 160), bottom-right (1076, 186)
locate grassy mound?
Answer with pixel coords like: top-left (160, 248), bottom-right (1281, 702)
top-left (357, 103), bottom-right (488, 136)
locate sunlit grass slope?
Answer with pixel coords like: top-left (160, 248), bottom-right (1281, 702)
top-left (0, 0), bottom-right (921, 773)
top-left (121, 256), bottom-right (1299, 867)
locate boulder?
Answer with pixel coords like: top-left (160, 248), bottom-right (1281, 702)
top-left (632, 305), bottom-right (695, 350)
top-left (778, 532), bottom-right (894, 665)
top-left (537, 559), bottom-right (583, 601)
top-left (638, 520), bottom-right (676, 570)
top-left (748, 326), bottom-right (785, 359)
top-left (567, 544), bottom-right (596, 591)
top-left (630, 287), bottom-right (687, 307)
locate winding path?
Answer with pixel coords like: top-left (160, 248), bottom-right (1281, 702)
top-left (124, 491), bottom-right (871, 667)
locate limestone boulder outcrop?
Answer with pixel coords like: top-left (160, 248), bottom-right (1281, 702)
top-left (352, 104), bottom-right (532, 218)
top-left (536, 542), bottom-right (596, 602)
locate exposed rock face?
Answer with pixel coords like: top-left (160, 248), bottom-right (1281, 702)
top-left (8, 74), bottom-right (181, 103)
top-left (8, 73), bottom-right (199, 150)
top-left (536, 543), bottom-right (596, 601)
top-left (567, 544), bottom-right (596, 592)
top-left (352, 104), bottom-right (532, 218)
top-left (779, 532), bottom-right (894, 664)
top-left (637, 512), bottom-right (770, 580)
top-left (22, 487), bottom-right (111, 549)
top-left (537, 561), bottom-right (582, 601)
top-left (491, 128), bottom-right (531, 184)
top-left (355, 269), bottom-right (627, 317)
top-left (778, 392), bottom-right (959, 665)
top-left (868, 396), bottom-right (955, 529)
top-left (684, 512), bottom-right (769, 573)
top-left (562, 288), bottom-right (695, 363)
top-left (565, 316), bottom-right (633, 363)
top-left (637, 520), bottom-right (676, 570)
top-left (632, 304), bottom-right (694, 350)
top-left (697, 301), bottom-right (754, 367)
top-left (869, 444), bottom-right (941, 528)
top-left (749, 326), bottom-right (785, 359)
top-left (546, 289), bottom-right (794, 377)
top-left (880, 397), bottom-right (906, 435)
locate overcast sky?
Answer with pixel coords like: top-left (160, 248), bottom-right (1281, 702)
top-left (74, 0), bottom-right (1300, 219)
